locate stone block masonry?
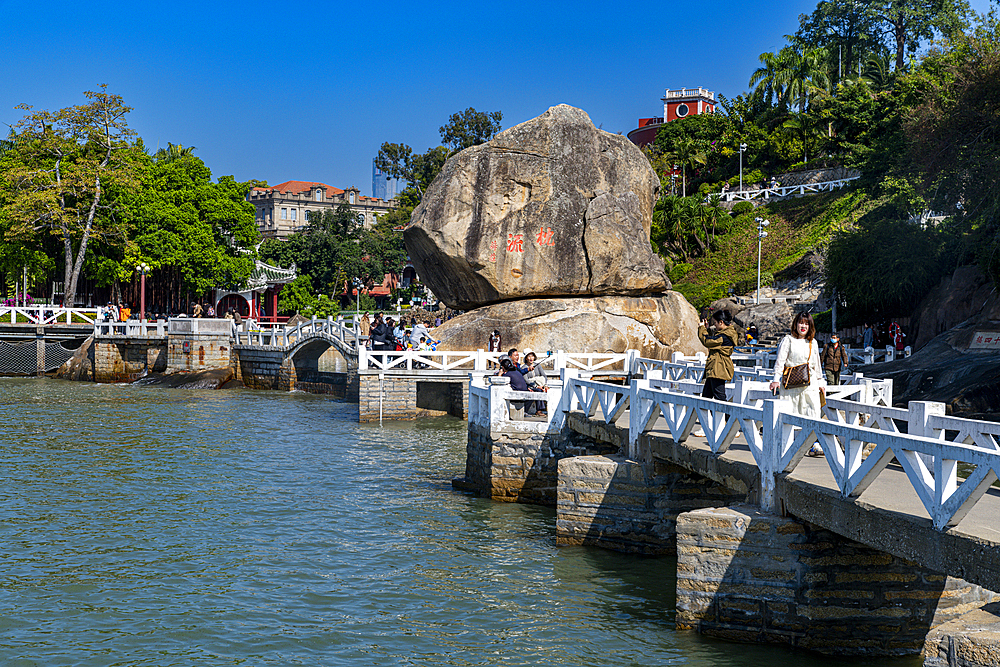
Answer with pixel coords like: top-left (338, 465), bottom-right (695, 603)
top-left (167, 334), bottom-right (232, 374)
top-left (464, 423), bottom-right (617, 505)
top-left (233, 346), bottom-right (285, 390)
top-left (675, 505), bottom-right (996, 656)
top-left (556, 455), bottom-right (745, 554)
top-left (358, 373), bottom-right (466, 422)
top-left (92, 339), bottom-right (167, 383)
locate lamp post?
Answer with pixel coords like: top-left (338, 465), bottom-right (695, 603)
top-left (739, 143), bottom-right (747, 193)
top-left (137, 262), bottom-right (151, 321)
top-left (755, 218), bottom-right (769, 305)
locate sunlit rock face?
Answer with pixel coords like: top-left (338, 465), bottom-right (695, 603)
top-left (405, 104), bottom-right (669, 311)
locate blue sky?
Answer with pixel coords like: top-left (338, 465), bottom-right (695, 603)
top-left (1, 0), bottom-right (994, 197)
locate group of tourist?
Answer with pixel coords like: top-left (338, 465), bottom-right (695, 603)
top-left (497, 348), bottom-right (549, 416)
top-left (100, 302), bottom-right (133, 322)
top-left (699, 309), bottom-right (830, 457)
top-left (358, 312), bottom-right (440, 352)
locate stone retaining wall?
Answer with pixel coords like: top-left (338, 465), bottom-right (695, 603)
top-left (676, 505), bottom-right (996, 656)
top-left (234, 346), bottom-right (285, 390)
top-left (359, 374), bottom-right (467, 422)
top-left (556, 455), bottom-right (745, 554)
top-left (464, 423), bottom-right (616, 504)
top-left (92, 339), bottom-right (167, 383)
top-left (167, 334), bottom-right (232, 374)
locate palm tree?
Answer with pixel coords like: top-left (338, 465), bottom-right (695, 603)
top-left (701, 194), bottom-right (726, 246)
top-left (862, 52), bottom-right (893, 91)
top-left (783, 47), bottom-right (832, 114)
top-left (749, 50), bottom-right (791, 108)
top-left (153, 142), bottom-right (197, 162)
top-left (667, 137), bottom-right (709, 197)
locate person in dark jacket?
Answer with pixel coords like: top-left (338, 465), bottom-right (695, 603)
top-left (698, 310), bottom-right (736, 401)
top-left (370, 313), bottom-right (391, 351)
top-left (821, 334), bottom-right (850, 385)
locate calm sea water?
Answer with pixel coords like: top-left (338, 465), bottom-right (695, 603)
top-left (0, 378), bottom-right (920, 666)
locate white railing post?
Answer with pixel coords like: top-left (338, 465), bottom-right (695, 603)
top-left (489, 376), bottom-right (511, 426)
top-left (475, 349), bottom-right (485, 371)
top-left (555, 350), bottom-right (566, 374)
top-left (863, 347), bottom-right (875, 365)
top-left (628, 377), bottom-right (652, 459)
top-left (760, 398), bottom-right (790, 513)
top-left (671, 351), bottom-right (685, 364)
top-left (546, 377), bottom-right (566, 432)
top-left (886, 345), bottom-right (895, 362)
top-left (624, 349), bottom-right (639, 376)
top-left (560, 368), bottom-right (580, 411)
top-left (358, 345), bottom-right (367, 370)
top-left (909, 400), bottom-right (946, 471)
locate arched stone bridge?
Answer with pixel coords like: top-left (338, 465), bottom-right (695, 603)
top-left (233, 320), bottom-right (361, 396)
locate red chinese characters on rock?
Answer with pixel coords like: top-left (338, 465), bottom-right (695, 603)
top-left (507, 233), bottom-right (524, 253)
top-left (536, 227), bottom-right (555, 247)
top-left (489, 239), bottom-right (498, 263)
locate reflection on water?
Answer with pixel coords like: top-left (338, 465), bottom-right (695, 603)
top-left (0, 378), bottom-right (920, 666)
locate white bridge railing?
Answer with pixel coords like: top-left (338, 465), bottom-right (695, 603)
top-left (470, 359), bottom-right (998, 531)
top-left (2, 306), bottom-right (100, 325)
top-left (235, 316), bottom-right (361, 350)
top-left (363, 349), bottom-right (634, 374)
top-left (721, 176), bottom-right (860, 202)
top-left (94, 320), bottom-right (169, 338)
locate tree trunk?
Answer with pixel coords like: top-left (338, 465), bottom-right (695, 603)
top-left (894, 16), bottom-right (906, 72)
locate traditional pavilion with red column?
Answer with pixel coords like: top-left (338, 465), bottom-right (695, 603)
top-left (214, 259), bottom-right (297, 323)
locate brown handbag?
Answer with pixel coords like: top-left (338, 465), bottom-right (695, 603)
top-left (781, 340), bottom-right (812, 390)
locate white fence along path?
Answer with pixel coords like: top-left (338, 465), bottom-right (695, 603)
top-left (2, 306), bottom-right (100, 325)
top-left (721, 175), bottom-right (860, 202)
top-left (470, 354), bottom-right (999, 532)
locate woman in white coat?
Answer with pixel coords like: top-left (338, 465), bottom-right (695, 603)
top-left (769, 311), bottom-right (827, 455)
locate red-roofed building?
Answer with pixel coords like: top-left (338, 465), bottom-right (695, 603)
top-left (248, 181), bottom-right (398, 239)
top-left (627, 87), bottom-right (716, 147)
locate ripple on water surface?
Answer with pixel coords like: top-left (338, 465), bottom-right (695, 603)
top-left (0, 379), bottom-right (920, 666)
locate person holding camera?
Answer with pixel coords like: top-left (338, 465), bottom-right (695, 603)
top-left (698, 310), bottom-right (736, 401)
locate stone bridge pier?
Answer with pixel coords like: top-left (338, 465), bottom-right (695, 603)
top-left (234, 335), bottom-right (358, 399)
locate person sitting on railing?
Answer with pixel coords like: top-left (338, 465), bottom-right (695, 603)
top-left (821, 334), bottom-right (849, 386)
top-left (522, 350), bottom-right (548, 416)
top-left (770, 311), bottom-right (827, 456)
top-left (698, 310), bottom-right (736, 401)
top-left (499, 355), bottom-right (531, 414)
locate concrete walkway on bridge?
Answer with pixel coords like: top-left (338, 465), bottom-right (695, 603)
top-left (568, 406), bottom-right (1000, 593)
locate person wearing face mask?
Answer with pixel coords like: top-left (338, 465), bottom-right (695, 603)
top-left (821, 333), bottom-right (849, 386)
top-left (770, 311), bottom-right (827, 455)
top-left (698, 310), bottom-right (736, 401)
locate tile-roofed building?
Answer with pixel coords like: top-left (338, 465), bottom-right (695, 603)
top-left (248, 180), bottom-right (398, 239)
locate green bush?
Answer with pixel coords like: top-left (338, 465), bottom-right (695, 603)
top-left (669, 263), bottom-right (693, 283)
top-left (728, 169), bottom-right (765, 188)
top-left (731, 201), bottom-right (755, 216)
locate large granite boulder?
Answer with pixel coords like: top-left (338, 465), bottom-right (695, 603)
top-left (430, 293), bottom-right (701, 358)
top-left (405, 104), bottom-right (669, 310)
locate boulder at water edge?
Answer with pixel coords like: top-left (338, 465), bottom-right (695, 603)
top-left (405, 104), bottom-right (669, 310)
top-left (430, 293), bottom-right (702, 358)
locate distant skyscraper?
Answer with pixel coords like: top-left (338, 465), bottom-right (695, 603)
top-left (372, 159), bottom-right (400, 201)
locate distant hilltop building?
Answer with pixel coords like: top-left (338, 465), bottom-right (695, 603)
top-left (372, 159), bottom-right (400, 201)
top-left (248, 181), bottom-right (398, 240)
top-left (627, 87), bottom-right (716, 147)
